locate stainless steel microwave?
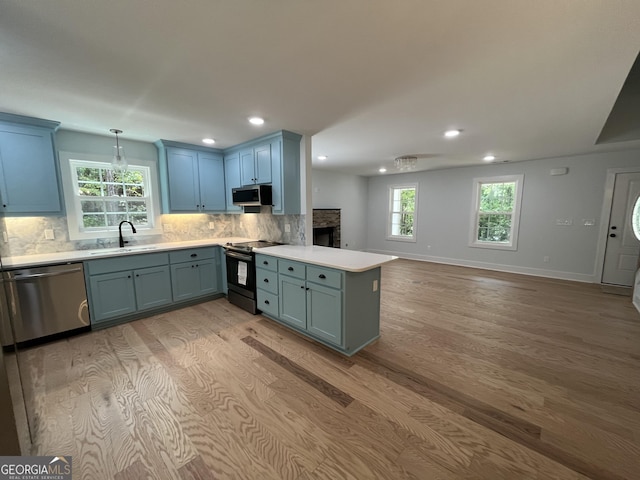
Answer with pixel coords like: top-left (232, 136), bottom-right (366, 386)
top-left (232, 184), bottom-right (273, 206)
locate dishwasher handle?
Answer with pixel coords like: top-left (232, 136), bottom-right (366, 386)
top-left (6, 267), bottom-right (84, 282)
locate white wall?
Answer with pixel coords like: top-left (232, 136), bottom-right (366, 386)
top-left (312, 170), bottom-right (368, 250)
top-left (366, 149), bottom-right (640, 282)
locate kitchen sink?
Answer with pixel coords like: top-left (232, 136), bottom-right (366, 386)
top-left (88, 246), bottom-right (158, 255)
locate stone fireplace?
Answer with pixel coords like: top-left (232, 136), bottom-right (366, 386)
top-left (312, 209), bottom-right (341, 248)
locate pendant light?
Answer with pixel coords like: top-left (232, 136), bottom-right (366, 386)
top-left (110, 128), bottom-right (127, 171)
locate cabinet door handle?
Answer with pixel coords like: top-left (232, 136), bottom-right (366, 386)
top-left (318, 274), bottom-right (326, 279)
top-left (300, 285), bottom-right (304, 289)
top-left (610, 233), bottom-right (616, 237)
top-left (127, 275), bottom-right (131, 278)
top-left (288, 267), bottom-right (294, 271)
top-left (191, 253), bottom-right (197, 257)
top-left (136, 274), bottom-right (139, 277)
top-left (306, 287), bottom-right (310, 291)
top-left (202, 205), bottom-right (205, 209)
top-left (263, 260), bottom-right (269, 265)
top-left (264, 300), bottom-right (270, 305)
top-left (263, 278), bottom-right (269, 283)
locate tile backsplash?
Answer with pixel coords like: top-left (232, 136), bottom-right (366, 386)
top-left (1, 213), bottom-right (306, 257)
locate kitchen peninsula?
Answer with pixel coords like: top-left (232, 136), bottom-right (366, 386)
top-left (256, 245), bottom-right (396, 355)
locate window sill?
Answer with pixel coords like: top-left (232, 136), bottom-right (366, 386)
top-left (386, 235), bottom-right (417, 243)
top-left (469, 241), bottom-right (517, 251)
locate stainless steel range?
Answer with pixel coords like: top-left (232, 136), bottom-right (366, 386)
top-left (225, 240), bottom-right (281, 314)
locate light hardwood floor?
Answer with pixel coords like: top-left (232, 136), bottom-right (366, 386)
top-left (16, 259), bottom-right (640, 479)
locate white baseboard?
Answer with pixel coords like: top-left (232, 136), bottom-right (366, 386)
top-left (367, 249), bottom-right (596, 283)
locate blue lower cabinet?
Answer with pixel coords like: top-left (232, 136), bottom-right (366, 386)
top-left (86, 248), bottom-right (222, 328)
top-left (307, 283), bottom-right (342, 345)
top-left (278, 275), bottom-right (307, 329)
top-left (170, 259), bottom-right (218, 302)
top-left (256, 254), bottom-right (381, 356)
top-left (276, 269), bottom-right (343, 347)
top-left (89, 271), bottom-right (137, 323)
top-left (134, 265), bottom-right (172, 311)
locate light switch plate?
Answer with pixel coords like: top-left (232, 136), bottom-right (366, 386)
top-left (44, 229), bottom-right (55, 240)
top-left (284, 224), bottom-right (291, 233)
top-left (208, 222), bottom-right (215, 230)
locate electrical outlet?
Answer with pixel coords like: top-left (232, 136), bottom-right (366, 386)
top-left (44, 229), bottom-right (55, 240)
top-left (555, 219), bottom-right (573, 226)
top-left (373, 279), bottom-right (379, 292)
top-left (208, 222), bottom-right (215, 230)
top-left (284, 224), bottom-right (291, 233)
top-left (2, 231), bottom-right (7, 243)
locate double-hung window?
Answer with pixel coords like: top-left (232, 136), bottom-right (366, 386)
top-left (469, 175), bottom-right (523, 250)
top-left (387, 184), bottom-right (418, 242)
top-left (60, 152), bottom-right (162, 240)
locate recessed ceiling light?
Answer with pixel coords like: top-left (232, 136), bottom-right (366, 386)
top-left (317, 155), bottom-right (327, 161)
top-left (202, 138), bottom-right (215, 145)
top-left (444, 129), bottom-right (461, 138)
top-left (483, 154), bottom-right (496, 161)
top-left (249, 117), bottom-right (264, 125)
top-left (379, 167), bottom-right (387, 173)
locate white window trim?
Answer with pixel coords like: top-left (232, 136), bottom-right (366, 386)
top-left (59, 151), bottom-right (163, 241)
top-left (386, 183), bottom-right (418, 243)
top-left (469, 174), bottom-right (524, 251)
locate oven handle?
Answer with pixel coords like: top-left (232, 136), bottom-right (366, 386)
top-left (225, 250), bottom-right (254, 262)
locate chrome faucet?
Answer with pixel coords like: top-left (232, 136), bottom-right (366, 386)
top-left (118, 221), bottom-right (136, 248)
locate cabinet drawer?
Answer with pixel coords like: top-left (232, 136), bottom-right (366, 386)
top-left (307, 265), bottom-right (342, 289)
top-left (169, 247), bottom-right (217, 264)
top-left (257, 290), bottom-right (279, 317)
top-left (86, 252), bottom-right (169, 275)
top-left (255, 254), bottom-right (277, 272)
top-left (278, 258), bottom-right (305, 279)
top-left (256, 268), bottom-right (278, 294)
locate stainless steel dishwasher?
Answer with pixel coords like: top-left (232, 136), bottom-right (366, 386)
top-left (1, 263), bottom-right (90, 345)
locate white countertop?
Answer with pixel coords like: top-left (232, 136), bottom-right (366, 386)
top-left (1, 237), bottom-right (255, 269)
top-left (2, 240), bottom-right (397, 272)
top-left (257, 245), bottom-right (397, 272)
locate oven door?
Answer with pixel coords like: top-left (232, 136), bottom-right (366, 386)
top-left (225, 250), bottom-right (256, 299)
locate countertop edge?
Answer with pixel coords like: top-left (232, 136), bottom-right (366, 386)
top-left (1, 237), bottom-right (256, 269)
top-left (256, 246), bottom-right (398, 272)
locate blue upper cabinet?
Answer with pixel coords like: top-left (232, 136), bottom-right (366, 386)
top-left (224, 151), bottom-right (243, 213)
top-left (156, 140), bottom-right (225, 213)
top-left (270, 131), bottom-right (302, 215)
top-left (198, 152), bottom-right (226, 212)
top-left (240, 143), bottom-right (272, 185)
top-left (0, 113), bottom-right (63, 215)
top-left (226, 130), bottom-right (302, 215)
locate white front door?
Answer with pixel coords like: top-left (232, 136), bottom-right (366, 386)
top-left (602, 172), bottom-right (640, 286)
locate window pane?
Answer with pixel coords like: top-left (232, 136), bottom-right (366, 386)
top-left (78, 182), bottom-right (102, 196)
top-left (127, 201), bottom-right (147, 213)
top-left (633, 196), bottom-right (640, 241)
top-left (480, 182), bottom-right (515, 213)
top-left (130, 214), bottom-right (148, 225)
top-left (80, 200), bottom-right (104, 212)
top-left (76, 167), bottom-right (101, 182)
top-left (103, 200), bottom-right (127, 213)
top-left (478, 213), bottom-right (511, 242)
top-left (125, 185), bottom-right (144, 197)
top-left (82, 214), bottom-right (106, 228)
top-left (106, 213), bottom-right (128, 226)
top-left (401, 189), bottom-right (415, 212)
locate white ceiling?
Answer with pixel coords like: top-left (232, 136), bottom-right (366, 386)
top-left (1, 1), bottom-right (639, 176)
